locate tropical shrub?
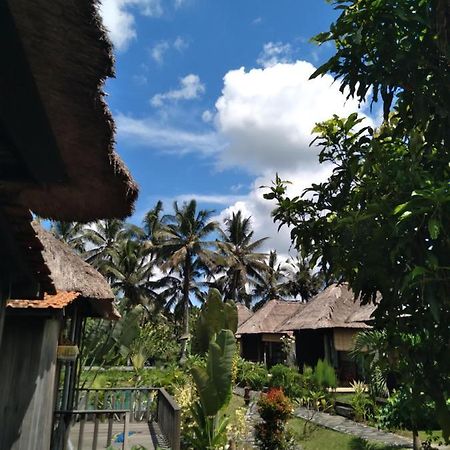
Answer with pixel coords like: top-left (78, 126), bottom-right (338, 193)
top-left (377, 387), bottom-right (447, 432)
top-left (314, 359), bottom-right (337, 390)
top-left (269, 364), bottom-right (303, 399)
top-left (255, 388), bottom-right (294, 450)
top-left (236, 358), bottom-right (269, 391)
top-left (350, 380), bottom-right (374, 422)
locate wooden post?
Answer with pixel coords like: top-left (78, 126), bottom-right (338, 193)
top-left (123, 412), bottom-right (130, 450)
top-left (77, 415), bottom-right (85, 450)
top-left (0, 286), bottom-right (6, 350)
top-left (92, 415), bottom-right (99, 450)
top-left (107, 413), bottom-right (114, 447)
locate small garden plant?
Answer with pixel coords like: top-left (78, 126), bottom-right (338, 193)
top-left (255, 387), bottom-right (294, 450)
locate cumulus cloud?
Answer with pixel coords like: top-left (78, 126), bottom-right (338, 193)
top-left (151, 74), bottom-right (205, 107)
top-left (209, 60), bottom-right (372, 255)
top-left (214, 61), bottom-right (371, 174)
top-left (116, 113), bottom-right (222, 155)
top-left (257, 42), bottom-right (292, 68)
top-left (99, 0), bottom-right (163, 51)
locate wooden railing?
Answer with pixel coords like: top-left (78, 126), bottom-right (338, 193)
top-left (157, 388), bottom-right (181, 450)
top-left (54, 387), bottom-right (181, 449)
top-left (74, 387), bottom-right (158, 422)
top-left (54, 409), bottom-right (130, 450)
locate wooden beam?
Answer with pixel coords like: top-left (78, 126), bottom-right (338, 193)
top-left (0, 2), bottom-right (68, 185)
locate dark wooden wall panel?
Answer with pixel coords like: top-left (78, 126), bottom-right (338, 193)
top-left (0, 316), bottom-right (60, 450)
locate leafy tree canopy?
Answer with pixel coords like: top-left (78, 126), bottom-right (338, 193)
top-left (265, 0), bottom-right (450, 440)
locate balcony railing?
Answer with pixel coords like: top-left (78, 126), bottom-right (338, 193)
top-left (54, 387), bottom-right (181, 450)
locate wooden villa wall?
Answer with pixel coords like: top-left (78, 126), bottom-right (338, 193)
top-left (0, 315), bottom-right (60, 450)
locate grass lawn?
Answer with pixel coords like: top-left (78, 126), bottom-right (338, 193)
top-left (288, 417), bottom-right (410, 450)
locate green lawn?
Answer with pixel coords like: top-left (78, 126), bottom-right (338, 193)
top-left (287, 418), bottom-right (410, 450)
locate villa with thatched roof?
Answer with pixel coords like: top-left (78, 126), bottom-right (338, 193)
top-left (236, 299), bottom-right (304, 367)
top-left (0, 224), bottom-right (119, 449)
top-left (281, 284), bottom-right (377, 382)
top-left (0, 0), bottom-right (138, 448)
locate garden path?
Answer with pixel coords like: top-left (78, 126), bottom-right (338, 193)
top-left (294, 407), bottom-right (412, 448)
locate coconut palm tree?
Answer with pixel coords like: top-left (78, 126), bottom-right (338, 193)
top-left (101, 238), bottom-right (162, 311)
top-left (143, 200), bottom-right (164, 243)
top-left (82, 219), bottom-right (128, 269)
top-left (284, 255), bottom-right (325, 301)
top-left (252, 250), bottom-right (289, 310)
top-left (51, 221), bottom-right (86, 253)
top-left (215, 211), bottom-right (269, 306)
top-left (155, 200), bottom-right (219, 362)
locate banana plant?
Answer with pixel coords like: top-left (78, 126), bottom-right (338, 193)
top-left (189, 329), bottom-right (236, 448)
top-left (193, 288), bottom-right (238, 354)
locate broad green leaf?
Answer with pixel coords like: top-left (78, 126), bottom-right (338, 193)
top-left (428, 217), bottom-right (440, 239)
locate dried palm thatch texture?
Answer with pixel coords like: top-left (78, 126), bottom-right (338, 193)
top-left (279, 284), bottom-right (376, 331)
top-left (237, 299), bottom-right (304, 335)
top-left (5, 0), bottom-right (138, 221)
top-left (237, 303), bottom-right (253, 327)
top-left (32, 222), bottom-right (119, 319)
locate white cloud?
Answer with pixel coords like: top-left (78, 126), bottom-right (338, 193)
top-left (173, 36), bottom-right (189, 52)
top-left (252, 17), bottom-right (263, 25)
top-left (116, 113), bottom-right (222, 155)
top-left (151, 40), bottom-right (171, 64)
top-left (150, 37), bottom-right (189, 64)
top-left (257, 42), bottom-right (292, 68)
top-left (98, 0), bottom-right (163, 51)
top-left (202, 110), bottom-right (213, 123)
top-left (175, 193), bottom-right (248, 205)
top-left (174, 0), bottom-right (188, 8)
top-left (209, 60), bottom-right (372, 255)
top-left (214, 61), bottom-right (372, 174)
top-left (151, 74), bottom-right (205, 107)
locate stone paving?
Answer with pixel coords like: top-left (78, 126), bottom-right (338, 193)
top-left (294, 407), bottom-right (413, 448)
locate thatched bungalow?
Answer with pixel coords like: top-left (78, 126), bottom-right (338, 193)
top-left (280, 284), bottom-right (377, 383)
top-left (237, 299), bottom-right (304, 367)
top-left (0, 0), bottom-right (138, 339)
top-left (0, 224), bottom-right (118, 450)
top-left (0, 0), bottom-right (138, 448)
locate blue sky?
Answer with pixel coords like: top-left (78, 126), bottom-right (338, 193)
top-left (99, 0), bottom-right (372, 257)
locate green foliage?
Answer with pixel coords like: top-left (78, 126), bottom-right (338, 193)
top-left (266, 0), bottom-right (450, 439)
top-left (255, 388), bottom-right (294, 450)
top-left (187, 329), bottom-right (237, 449)
top-left (269, 364), bottom-right (303, 399)
top-left (351, 330), bottom-right (388, 399)
top-left (185, 400), bottom-right (229, 450)
top-left (192, 288), bottom-right (238, 355)
top-left (350, 381), bottom-right (374, 423)
top-left (235, 357), bottom-right (269, 390)
top-left (191, 329), bottom-right (236, 417)
top-left (314, 359), bottom-right (337, 390)
top-left (377, 387), bottom-right (447, 432)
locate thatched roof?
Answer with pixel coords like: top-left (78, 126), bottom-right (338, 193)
top-left (29, 222), bottom-right (119, 319)
top-left (279, 284), bottom-right (376, 331)
top-left (237, 303), bottom-right (253, 327)
top-left (2, 0), bottom-right (138, 221)
top-left (237, 299), bottom-right (304, 335)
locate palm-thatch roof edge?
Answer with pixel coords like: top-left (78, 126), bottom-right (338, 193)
top-left (6, 0), bottom-right (138, 221)
top-left (237, 299), bottom-right (304, 335)
top-left (32, 222), bottom-right (119, 319)
top-left (279, 284), bottom-right (376, 331)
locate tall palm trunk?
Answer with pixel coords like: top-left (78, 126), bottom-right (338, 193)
top-left (180, 256), bottom-right (191, 364)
